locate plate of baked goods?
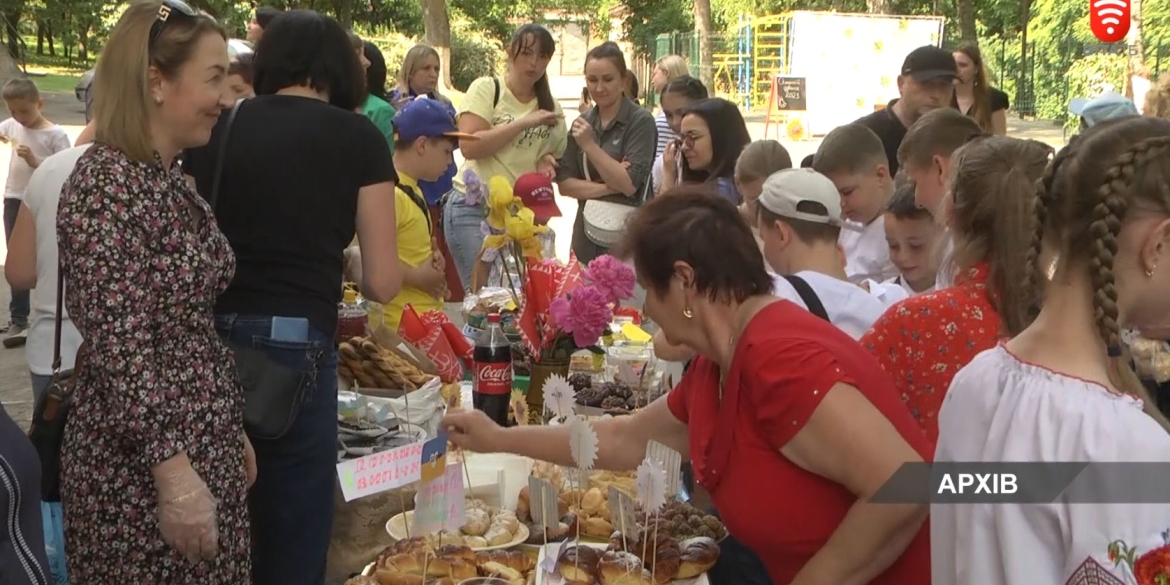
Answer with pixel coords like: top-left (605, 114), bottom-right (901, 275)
top-left (352, 537), bottom-right (537, 585)
top-left (534, 530), bottom-right (721, 585)
top-left (386, 499), bottom-right (530, 551)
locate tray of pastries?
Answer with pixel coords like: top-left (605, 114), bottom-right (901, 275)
top-left (534, 529), bottom-right (720, 585)
top-left (386, 498), bottom-right (529, 551)
top-left (352, 537), bottom-right (538, 585)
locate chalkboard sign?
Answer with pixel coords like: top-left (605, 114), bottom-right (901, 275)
top-left (775, 76), bottom-right (807, 111)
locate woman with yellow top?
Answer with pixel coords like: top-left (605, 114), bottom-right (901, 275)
top-left (373, 98), bottom-right (478, 329)
top-left (442, 23), bottom-right (567, 292)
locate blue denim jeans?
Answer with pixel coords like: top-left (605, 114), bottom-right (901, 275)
top-left (214, 314), bottom-right (337, 585)
top-left (442, 189), bottom-right (486, 292)
top-left (30, 373), bottom-right (52, 407)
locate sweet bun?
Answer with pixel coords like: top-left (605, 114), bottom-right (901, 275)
top-left (379, 552), bottom-right (426, 573)
top-left (598, 550), bottom-right (653, 585)
top-left (343, 576), bottom-right (378, 585)
top-left (480, 561), bottom-right (525, 585)
top-left (373, 570), bottom-right (424, 585)
top-left (435, 544), bottom-right (475, 563)
top-left (647, 546), bottom-right (681, 584)
top-left (557, 545), bottom-right (602, 582)
top-left (461, 508), bottom-right (490, 536)
top-left (464, 535), bottom-right (489, 548)
top-left (676, 536), bottom-right (721, 578)
top-left (484, 525), bottom-right (513, 546)
top-left (581, 488), bottom-right (605, 514)
top-left (516, 486), bottom-right (532, 521)
top-left (446, 559), bottom-right (477, 581)
top-left (476, 550), bottom-right (535, 573)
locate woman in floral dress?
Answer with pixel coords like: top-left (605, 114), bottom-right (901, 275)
top-left (56, 1), bottom-right (251, 582)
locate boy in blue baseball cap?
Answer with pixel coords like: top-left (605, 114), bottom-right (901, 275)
top-left (368, 98), bottom-right (478, 330)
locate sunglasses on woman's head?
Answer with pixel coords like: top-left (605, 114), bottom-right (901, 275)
top-left (149, 0), bottom-right (199, 48)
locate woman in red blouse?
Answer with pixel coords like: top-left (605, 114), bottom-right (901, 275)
top-left (862, 136), bottom-right (1052, 443)
top-left (445, 187), bottom-right (931, 584)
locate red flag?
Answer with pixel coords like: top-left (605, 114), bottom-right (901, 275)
top-left (420, 309), bottom-right (473, 364)
top-left (398, 305), bottom-right (429, 343)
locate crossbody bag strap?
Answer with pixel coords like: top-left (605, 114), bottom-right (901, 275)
top-left (396, 184), bottom-right (432, 235)
top-left (782, 275), bottom-right (830, 322)
top-left (209, 98), bottom-right (245, 211)
top-left (50, 257), bottom-right (64, 373)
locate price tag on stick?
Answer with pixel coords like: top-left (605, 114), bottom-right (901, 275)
top-left (608, 485), bottom-right (639, 538)
top-left (645, 440), bottom-right (682, 496)
top-left (527, 476), bottom-right (560, 530)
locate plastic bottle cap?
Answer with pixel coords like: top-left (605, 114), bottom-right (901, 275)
top-left (343, 289), bottom-right (357, 304)
top-left (487, 313), bottom-right (501, 323)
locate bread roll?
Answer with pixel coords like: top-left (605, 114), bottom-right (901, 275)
top-left (343, 576), bottom-right (378, 585)
top-left (557, 545), bottom-right (602, 583)
top-left (676, 536), bottom-right (721, 578)
top-left (464, 535), bottom-right (489, 549)
top-left (583, 517), bottom-right (615, 537)
top-left (581, 488), bottom-right (605, 514)
top-left (598, 551), bottom-right (653, 585)
top-left (461, 509), bottom-right (490, 536)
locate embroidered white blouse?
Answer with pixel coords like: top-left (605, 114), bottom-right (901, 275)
top-left (932, 345), bottom-right (1170, 585)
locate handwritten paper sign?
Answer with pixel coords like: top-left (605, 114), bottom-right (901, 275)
top-left (336, 441), bottom-right (425, 502)
top-left (414, 461), bottom-right (467, 535)
top-left (608, 485), bottom-right (638, 537)
top-left (646, 440), bottom-right (682, 497)
top-left (420, 430), bottom-right (449, 484)
top-left (527, 476), bottom-right (559, 530)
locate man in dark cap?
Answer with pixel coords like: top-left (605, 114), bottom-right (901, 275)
top-left (247, 6), bottom-right (282, 43)
top-left (852, 45), bottom-right (957, 176)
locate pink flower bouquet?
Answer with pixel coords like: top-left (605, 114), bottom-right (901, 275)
top-left (518, 254), bottom-right (637, 361)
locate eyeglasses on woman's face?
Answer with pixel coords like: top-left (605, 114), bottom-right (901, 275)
top-left (149, 0), bottom-right (199, 49)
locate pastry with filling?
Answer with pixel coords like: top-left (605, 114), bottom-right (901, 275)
top-left (598, 550), bottom-right (653, 585)
top-left (676, 536), bottom-right (720, 578)
top-left (556, 545), bottom-right (602, 583)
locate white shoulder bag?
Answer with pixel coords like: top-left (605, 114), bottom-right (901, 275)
top-left (581, 152), bottom-right (651, 248)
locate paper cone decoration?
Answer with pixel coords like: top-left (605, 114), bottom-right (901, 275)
top-left (541, 374), bottom-right (576, 418)
top-left (635, 458), bottom-right (667, 513)
top-left (398, 306), bottom-right (468, 383)
top-left (398, 305), bottom-right (430, 341)
top-left (568, 416), bottom-right (598, 471)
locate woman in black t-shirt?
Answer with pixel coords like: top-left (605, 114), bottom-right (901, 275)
top-left (952, 42), bottom-right (1009, 135)
top-left (181, 11), bottom-right (401, 585)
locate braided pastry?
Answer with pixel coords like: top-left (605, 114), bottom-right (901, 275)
top-left (337, 337), bottom-right (437, 391)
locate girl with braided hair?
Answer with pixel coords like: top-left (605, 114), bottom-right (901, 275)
top-left (932, 116), bottom-right (1170, 585)
top-left (862, 135), bottom-right (1052, 444)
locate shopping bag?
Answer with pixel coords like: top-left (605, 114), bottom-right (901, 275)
top-left (41, 501), bottom-right (68, 585)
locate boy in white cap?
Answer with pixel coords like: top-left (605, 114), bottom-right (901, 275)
top-left (755, 168), bottom-right (890, 339)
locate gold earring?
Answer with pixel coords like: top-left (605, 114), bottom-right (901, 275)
top-left (155, 96), bottom-right (163, 104)
top-left (683, 307), bottom-right (693, 319)
top-left (1148, 266), bottom-right (1157, 278)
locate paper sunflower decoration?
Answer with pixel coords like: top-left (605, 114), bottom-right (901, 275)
top-left (542, 373), bottom-right (577, 419)
top-left (568, 416), bottom-right (599, 472)
top-left (636, 458), bottom-right (667, 513)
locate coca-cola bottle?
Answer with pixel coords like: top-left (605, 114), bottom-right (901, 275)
top-left (473, 313), bottom-right (513, 427)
